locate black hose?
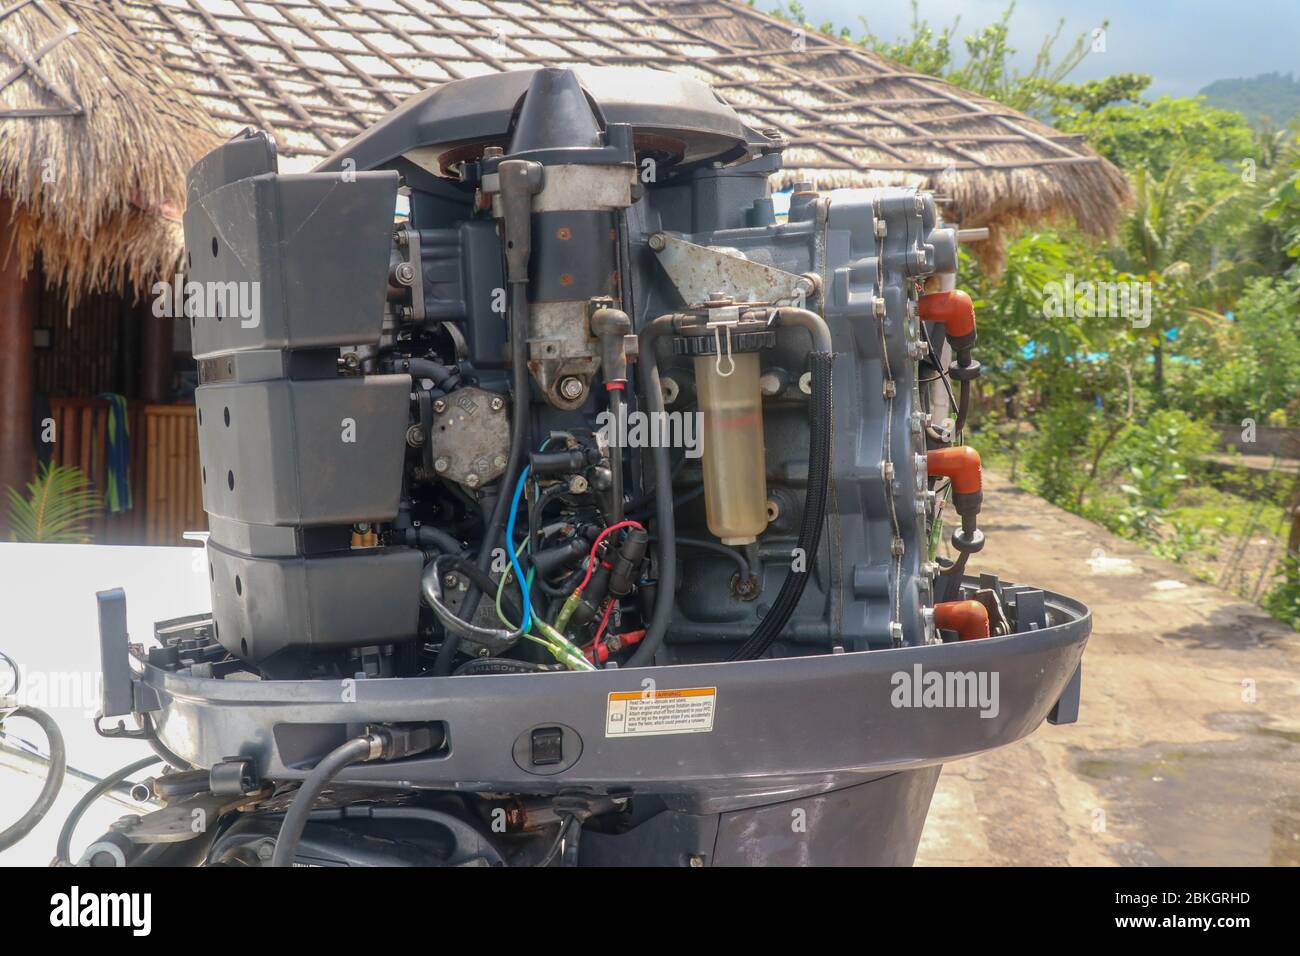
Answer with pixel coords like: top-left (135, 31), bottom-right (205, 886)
top-left (435, 281), bottom-right (531, 675)
top-left (624, 315), bottom-right (678, 667)
top-left (607, 387), bottom-right (625, 523)
top-left (54, 755), bottom-right (160, 866)
top-left (650, 535), bottom-right (750, 581)
top-left (405, 524), bottom-right (468, 556)
top-left (270, 736), bottom-right (376, 867)
top-left (730, 351), bottom-right (834, 660)
top-left (0, 707), bottom-right (66, 852)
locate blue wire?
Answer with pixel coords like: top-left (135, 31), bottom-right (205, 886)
top-left (506, 464), bottom-right (533, 632)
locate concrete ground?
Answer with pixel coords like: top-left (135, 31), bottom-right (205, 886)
top-left (915, 471), bottom-right (1300, 867)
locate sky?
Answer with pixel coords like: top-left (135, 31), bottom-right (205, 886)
top-left (792, 0), bottom-right (1300, 98)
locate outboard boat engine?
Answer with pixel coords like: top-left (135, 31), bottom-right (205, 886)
top-left (84, 66), bottom-right (1089, 867)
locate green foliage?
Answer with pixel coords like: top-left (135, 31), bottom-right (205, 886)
top-left (1056, 96), bottom-right (1255, 180)
top-left (6, 462), bottom-right (100, 544)
top-left (1177, 277), bottom-right (1300, 425)
top-left (1262, 555), bottom-right (1300, 631)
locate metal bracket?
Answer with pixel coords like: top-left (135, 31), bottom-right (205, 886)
top-left (648, 232), bottom-right (813, 309)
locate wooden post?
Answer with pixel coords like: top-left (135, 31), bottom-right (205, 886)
top-left (140, 301), bottom-right (173, 403)
top-left (0, 195), bottom-right (37, 536)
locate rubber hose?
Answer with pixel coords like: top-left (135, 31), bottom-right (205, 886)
top-left (0, 706), bottom-right (67, 852)
top-left (730, 351), bottom-right (834, 660)
top-left (624, 315), bottom-right (678, 667)
top-left (270, 736), bottom-right (375, 867)
top-left (406, 524), bottom-right (468, 556)
top-left (435, 281), bottom-right (531, 674)
top-left (607, 387), bottom-right (625, 523)
top-left (650, 535), bottom-right (750, 581)
top-left (55, 755), bottom-right (160, 866)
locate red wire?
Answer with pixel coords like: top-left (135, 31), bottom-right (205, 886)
top-left (576, 519), bottom-right (645, 592)
top-left (591, 598), bottom-right (617, 661)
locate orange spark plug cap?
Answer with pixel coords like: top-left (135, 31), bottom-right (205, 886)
top-left (917, 290), bottom-right (976, 339)
top-left (933, 600), bottom-right (991, 640)
top-left (926, 445), bottom-right (982, 496)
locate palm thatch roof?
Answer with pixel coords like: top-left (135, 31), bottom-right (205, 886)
top-left (113, 0), bottom-right (1130, 270)
top-left (0, 0), bottom-right (221, 304)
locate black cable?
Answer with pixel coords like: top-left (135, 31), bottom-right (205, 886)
top-left (270, 736), bottom-right (376, 867)
top-left (55, 755), bottom-right (160, 866)
top-left (139, 712), bottom-right (193, 771)
top-left (624, 316), bottom-right (678, 667)
top-left (607, 387), bottom-right (625, 523)
top-left (730, 351), bottom-right (834, 661)
top-left (650, 535), bottom-right (750, 582)
top-left (435, 281), bottom-right (531, 675)
top-left (0, 706), bottom-right (66, 852)
top-left (534, 813), bottom-right (577, 867)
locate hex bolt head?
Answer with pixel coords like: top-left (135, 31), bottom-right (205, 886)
top-left (648, 233), bottom-right (667, 252)
top-left (558, 377), bottom-right (585, 401)
top-left (395, 262), bottom-right (416, 285)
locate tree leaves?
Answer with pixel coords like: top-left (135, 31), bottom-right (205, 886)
top-left (6, 462), bottom-right (101, 544)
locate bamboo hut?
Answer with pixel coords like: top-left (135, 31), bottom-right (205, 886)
top-left (0, 0), bottom-right (220, 541)
top-left (116, 0), bottom-right (1130, 268)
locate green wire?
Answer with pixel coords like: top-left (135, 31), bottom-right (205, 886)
top-left (494, 537), bottom-right (595, 671)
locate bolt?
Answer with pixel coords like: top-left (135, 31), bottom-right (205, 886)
top-left (689, 854), bottom-right (706, 867)
top-left (492, 454), bottom-right (507, 470)
top-left (558, 377), bottom-right (585, 401)
top-left (405, 424), bottom-right (425, 447)
top-left (395, 262), bottom-right (415, 285)
top-left (647, 233), bottom-right (667, 252)
top-left (257, 842), bottom-right (274, 861)
top-left (798, 372), bottom-right (812, 395)
top-left (434, 457), bottom-right (450, 473)
top-left (465, 473), bottom-right (481, 488)
top-left (490, 396), bottom-right (505, 412)
top-left (432, 398), bottom-right (447, 414)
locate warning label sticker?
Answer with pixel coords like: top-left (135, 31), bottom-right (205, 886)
top-left (605, 687), bottom-right (717, 738)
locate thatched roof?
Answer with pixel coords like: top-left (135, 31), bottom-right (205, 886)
top-left (113, 0), bottom-right (1130, 269)
top-left (0, 0), bottom-right (221, 304)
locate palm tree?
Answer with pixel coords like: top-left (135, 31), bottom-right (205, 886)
top-left (1111, 155), bottom-right (1249, 397)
